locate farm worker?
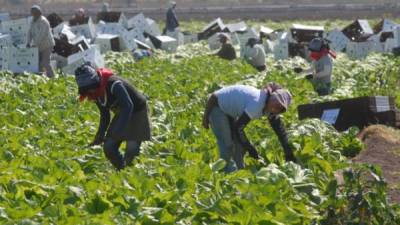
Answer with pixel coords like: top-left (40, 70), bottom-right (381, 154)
top-left (296, 38), bottom-right (336, 96)
top-left (74, 63), bottom-right (151, 170)
top-left (102, 2), bottom-right (110, 12)
top-left (215, 33), bottom-right (237, 61)
top-left (165, 1), bottom-right (182, 44)
top-left (27, 5), bottom-right (55, 78)
top-left (242, 38), bottom-right (267, 72)
top-left (202, 83), bottom-right (296, 173)
top-left (72, 8), bottom-right (86, 25)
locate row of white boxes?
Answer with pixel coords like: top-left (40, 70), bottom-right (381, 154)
top-left (0, 12), bottom-right (184, 74)
top-left (203, 18), bottom-right (400, 61)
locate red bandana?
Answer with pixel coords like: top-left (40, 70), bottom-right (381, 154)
top-left (79, 68), bottom-right (114, 102)
top-left (310, 48), bottom-right (337, 61)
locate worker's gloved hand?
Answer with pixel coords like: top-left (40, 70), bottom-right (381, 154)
top-left (89, 135), bottom-right (104, 147)
top-left (248, 146), bottom-right (259, 159)
top-left (294, 67), bottom-right (303, 73)
top-left (305, 74), bottom-right (313, 80)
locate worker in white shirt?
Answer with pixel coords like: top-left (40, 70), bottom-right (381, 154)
top-left (242, 38), bottom-right (267, 72)
top-left (27, 5), bottom-right (55, 78)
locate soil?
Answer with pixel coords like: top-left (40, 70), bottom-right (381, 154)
top-left (353, 125), bottom-right (400, 203)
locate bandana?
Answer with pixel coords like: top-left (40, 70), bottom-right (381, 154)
top-left (79, 68), bottom-right (113, 102)
top-left (310, 48), bottom-right (337, 61)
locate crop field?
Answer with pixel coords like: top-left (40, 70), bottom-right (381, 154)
top-left (1, 20), bottom-right (400, 224)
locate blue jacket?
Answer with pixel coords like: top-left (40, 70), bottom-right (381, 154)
top-left (166, 8), bottom-right (179, 32)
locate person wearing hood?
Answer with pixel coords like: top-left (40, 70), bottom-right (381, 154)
top-left (27, 5), bottom-right (55, 78)
top-left (165, 1), bottom-right (182, 44)
top-left (202, 83), bottom-right (296, 173)
top-left (74, 63), bottom-right (151, 170)
top-left (215, 33), bottom-right (237, 61)
top-left (241, 37), bottom-right (267, 72)
top-left (295, 38), bottom-right (336, 96)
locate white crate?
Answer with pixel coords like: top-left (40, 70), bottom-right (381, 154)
top-left (326, 28), bottom-right (350, 52)
top-left (183, 33), bottom-right (198, 44)
top-left (96, 22), bottom-right (126, 36)
top-left (0, 34), bottom-right (12, 48)
top-left (268, 32), bottom-right (289, 60)
top-left (208, 33), bottom-right (221, 50)
top-left (1, 17), bottom-right (31, 46)
top-left (236, 27), bottom-right (259, 47)
top-left (145, 18), bottom-right (161, 37)
top-left (367, 35), bottom-right (385, 53)
top-left (0, 47), bottom-right (10, 71)
top-left (127, 13), bottom-right (147, 33)
top-left (94, 34), bottom-right (120, 53)
top-left (346, 41), bottom-right (371, 59)
top-left (120, 29), bottom-right (142, 51)
top-left (63, 47), bottom-right (104, 75)
top-left (9, 47), bottom-right (39, 73)
top-left (0, 13), bottom-right (10, 23)
top-left (378, 19), bottom-right (398, 33)
top-left (52, 23), bottom-right (77, 41)
top-left (69, 18), bottom-right (96, 40)
top-left (156, 35), bottom-right (178, 53)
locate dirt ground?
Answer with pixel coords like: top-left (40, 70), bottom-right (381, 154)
top-left (353, 125), bottom-right (400, 203)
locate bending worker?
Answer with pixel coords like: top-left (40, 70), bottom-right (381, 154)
top-left (202, 83), bottom-right (296, 173)
top-left (242, 38), bottom-right (266, 72)
top-left (74, 63), bottom-right (151, 170)
top-left (215, 33), bottom-right (236, 61)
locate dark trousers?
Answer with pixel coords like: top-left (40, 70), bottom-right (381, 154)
top-left (103, 138), bottom-right (142, 170)
top-left (256, 65), bottom-right (266, 72)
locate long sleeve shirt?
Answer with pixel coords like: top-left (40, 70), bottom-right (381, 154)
top-left (166, 8), bottom-right (179, 32)
top-left (242, 44), bottom-right (266, 67)
top-left (312, 55), bottom-right (333, 83)
top-left (27, 16), bottom-right (55, 51)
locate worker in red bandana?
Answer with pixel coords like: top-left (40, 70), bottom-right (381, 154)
top-left (307, 38), bottom-right (336, 96)
top-left (74, 63), bottom-right (151, 170)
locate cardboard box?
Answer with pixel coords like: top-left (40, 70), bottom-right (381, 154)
top-left (54, 35), bottom-right (90, 58)
top-left (94, 34), bottom-right (120, 53)
top-left (298, 96), bottom-right (397, 131)
top-left (145, 18), bottom-right (161, 37)
top-left (223, 21), bottom-right (247, 33)
top-left (1, 17), bottom-right (31, 46)
top-left (373, 19), bottom-right (398, 34)
top-left (208, 33), bottom-right (222, 50)
top-left (346, 41), bottom-right (372, 59)
top-left (260, 26), bottom-right (274, 39)
top-left (267, 32), bottom-right (289, 60)
top-left (290, 24), bottom-right (324, 43)
top-left (69, 17), bottom-right (96, 39)
top-left (96, 23), bottom-right (126, 36)
top-left (0, 46), bottom-right (10, 71)
top-left (127, 13), bottom-right (147, 33)
top-left (183, 32), bottom-right (199, 44)
top-left (0, 13), bottom-right (10, 23)
top-left (326, 28), bottom-right (350, 52)
top-left (288, 42), bottom-right (308, 58)
top-left (9, 47), bottom-right (39, 73)
top-left (119, 29), bottom-right (143, 51)
top-left (149, 35), bottom-right (178, 53)
top-left (63, 47), bottom-right (104, 75)
top-left (52, 23), bottom-right (77, 41)
top-left (236, 27), bottom-right (259, 47)
top-left (135, 39), bottom-right (152, 50)
top-left (198, 18), bottom-right (225, 40)
top-left (342, 20), bottom-right (374, 42)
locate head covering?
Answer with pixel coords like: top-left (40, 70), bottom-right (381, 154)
top-left (102, 2), bottom-right (110, 12)
top-left (75, 64), bottom-right (114, 102)
top-left (309, 37), bottom-right (337, 61)
top-left (77, 8), bottom-right (85, 14)
top-left (269, 89), bottom-right (292, 113)
top-left (246, 37), bottom-right (258, 47)
top-left (170, 1), bottom-right (177, 6)
top-left (74, 63), bottom-right (100, 94)
top-left (31, 5), bottom-right (42, 13)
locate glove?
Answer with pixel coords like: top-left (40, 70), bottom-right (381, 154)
top-left (89, 134), bottom-right (104, 146)
top-left (305, 74), bottom-right (313, 80)
top-left (247, 146), bottom-right (259, 159)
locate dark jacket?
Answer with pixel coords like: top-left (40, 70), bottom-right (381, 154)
top-left (166, 8), bottom-right (179, 32)
top-left (217, 43), bottom-right (237, 60)
top-left (95, 76), bottom-right (151, 141)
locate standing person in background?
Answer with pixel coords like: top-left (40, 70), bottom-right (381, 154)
top-left (102, 2), bottom-right (110, 12)
top-left (215, 33), bottom-right (237, 61)
top-left (294, 38), bottom-right (335, 96)
top-left (202, 83), bottom-right (296, 173)
top-left (74, 63), bottom-right (152, 170)
top-left (242, 38), bottom-right (267, 72)
top-left (165, 1), bottom-right (181, 43)
top-left (27, 5), bottom-right (55, 78)
top-left (71, 8), bottom-right (86, 25)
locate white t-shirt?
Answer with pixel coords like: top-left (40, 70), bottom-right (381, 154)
top-left (214, 85), bottom-right (268, 119)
